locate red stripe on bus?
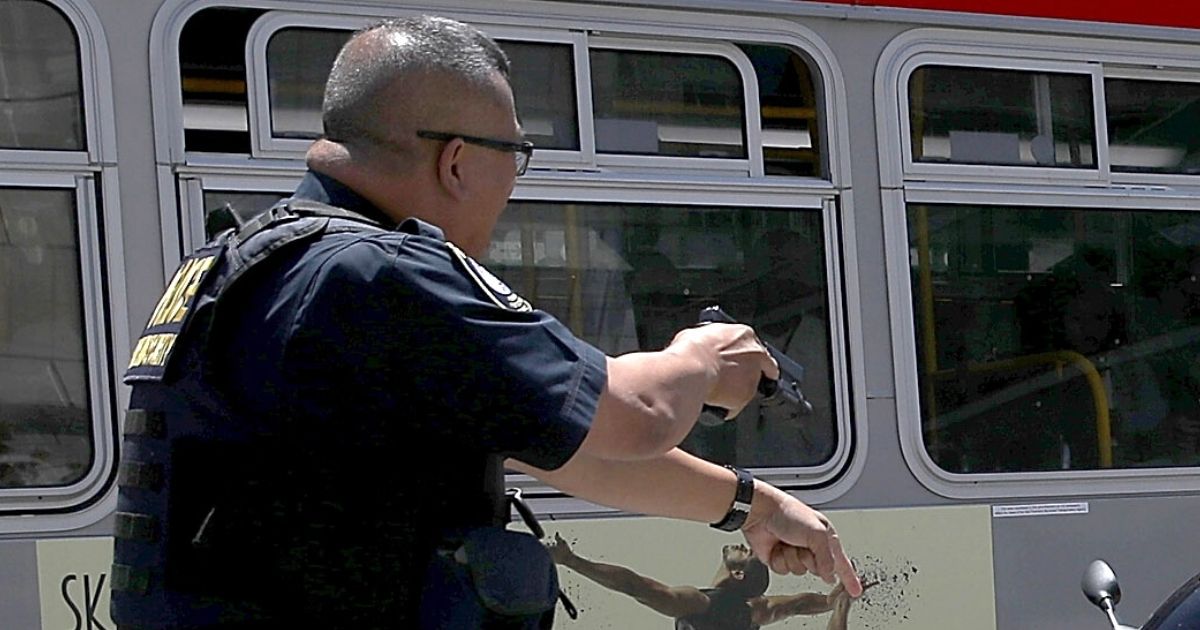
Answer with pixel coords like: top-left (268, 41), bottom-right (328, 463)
top-left (816, 0), bottom-right (1200, 30)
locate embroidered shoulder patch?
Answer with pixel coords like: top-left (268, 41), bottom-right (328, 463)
top-left (445, 241), bottom-right (533, 312)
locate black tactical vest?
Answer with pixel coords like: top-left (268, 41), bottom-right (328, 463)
top-left (112, 199), bottom-right (559, 629)
top-left (112, 200), bottom-right (449, 627)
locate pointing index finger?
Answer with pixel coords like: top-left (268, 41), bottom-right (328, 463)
top-left (829, 531), bottom-right (863, 597)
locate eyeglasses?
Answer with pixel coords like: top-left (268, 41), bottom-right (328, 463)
top-left (417, 130), bottom-right (535, 176)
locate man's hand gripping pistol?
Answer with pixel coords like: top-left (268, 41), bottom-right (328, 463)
top-left (697, 306), bottom-right (814, 427)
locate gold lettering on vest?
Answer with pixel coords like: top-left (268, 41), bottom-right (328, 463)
top-left (147, 256), bottom-right (215, 328)
top-left (146, 260), bottom-right (194, 328)
top-left (128, 333), bottom-right (177, 369)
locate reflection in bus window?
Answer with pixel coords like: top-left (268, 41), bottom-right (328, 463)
top-left (909, 66), bottom-right (1095, 168)
top-left (500, 41), bottom-right (579, 151)
top-left (1106, 78), bottom-right (1200, 175)
top-left (487, 201), bottom-right (836, 468)
top-left (590, 49), bottom-right (746, 158)
top-left (909, 204), bottom-right (1200, 473)
top-left (0, 0), bottom-right (84, 151)
top-left (739, 44), bottom-right (824, 177)
top-left (0, 188), bottom-right (91, 487)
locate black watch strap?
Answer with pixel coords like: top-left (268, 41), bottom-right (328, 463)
top-left (710, 465), bottom-right (754, 532)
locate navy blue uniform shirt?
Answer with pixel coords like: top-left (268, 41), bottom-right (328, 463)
top-left (206, 171), bottom-right (607, 624)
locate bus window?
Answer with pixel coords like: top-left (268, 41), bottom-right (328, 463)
top-left (487, 201), bottom-right (837, 468)
top-left (264, 31), bottom-right (583, 150)
top-left (590, 49), bottom-right (746, 159)
top-left (909, 66), bottom-right (1096, 168)
top-left (0, 0), bottom-right (83, 151)
top-left (266, 28), bottom-right (347, 140)
top-left (0, 187), bottom-right (92, 487)
top-left (739, 44), bottom-right (824, 178)
top-left (260, 28), bottom-right (582, 155)
top-left (501, 41), bottom-right (579, 151)
top-left (249, 21), bottom-right (826, 180)
top-left (1106, 78), bottom-right (1200, 175)
top-left (909, 203), bottom-right (1200, 473)
top-left (180, 7), bottom-right (266, 153)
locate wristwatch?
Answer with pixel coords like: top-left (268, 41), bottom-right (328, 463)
top-left (710, 465), bottom-right (754, 531)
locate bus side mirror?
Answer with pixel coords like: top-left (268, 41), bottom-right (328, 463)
top-left (1083, 559), bottom-right (1122, 608)
top-left (1083, 559), bottom-right (1135, 630)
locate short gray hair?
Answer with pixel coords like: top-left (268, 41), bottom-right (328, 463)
top-left (322, 15), bottom-right (510, 143)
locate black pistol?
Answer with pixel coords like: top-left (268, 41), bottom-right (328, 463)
top-left (697, 306), bottom-right (814, 427)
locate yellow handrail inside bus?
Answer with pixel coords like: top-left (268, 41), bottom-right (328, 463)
top-left (913, 202), bottom-right (1112, 468)
top-left (931, 351), bottom-right (1113, 468)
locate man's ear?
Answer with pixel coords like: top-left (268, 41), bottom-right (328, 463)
top-left (435, 137), bottom-right (470, 201)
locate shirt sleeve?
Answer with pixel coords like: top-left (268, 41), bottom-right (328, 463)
top-left (285, 233), bottom-right (607, 471)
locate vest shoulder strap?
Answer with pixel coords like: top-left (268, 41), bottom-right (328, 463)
top-left (126, 197), bottom-right (394, 385)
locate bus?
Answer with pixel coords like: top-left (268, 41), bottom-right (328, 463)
top-left (3, 0), bottom-right (1200, 627)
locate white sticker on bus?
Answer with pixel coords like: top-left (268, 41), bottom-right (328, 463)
top-left (992, 502), bottom-right (1089, 518)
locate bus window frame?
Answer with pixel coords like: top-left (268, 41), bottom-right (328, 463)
top-left (892, 188), bottom-right (1200, 498)
top-left (499, 183), bottom-right (852, 500)
top-left (0, 0), bottom-right (123, 531)
top-left (483, 27), bottom-right (593, 169)
top-left (896, 53), bottom-right (1108, 185)
top-left (245, 12), bottom-right (368, 159)
top-left (155, 2), bottom-right (856, 186)
top-left (0, 170), bottom-right (118, 521)
top-left (586, 36), bottom-right (763, 176)
top-left (1102, 67), bottom-right (1200, 186)
top-left (245, 12), bottom-right (764, 176)
top-left (0, 0), bottom-right (116, 167)
top-left (0, 151), bottom-right (93, 169)
top-left (247, 13), bottom-right (597, 171)
top-left (878, 27), bottom-right (1200, 499)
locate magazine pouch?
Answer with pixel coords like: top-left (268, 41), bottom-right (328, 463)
top-left (421, 528), bottom-right (557, 629)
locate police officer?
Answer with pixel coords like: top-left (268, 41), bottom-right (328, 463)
top-left (113, 15), bottom-right (861, 630)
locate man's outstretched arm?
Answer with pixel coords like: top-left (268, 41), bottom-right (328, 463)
top-left (750, 583), bottom-right (843, 626)
top-left (546, 533), bottom-right (710, 619)
top-left (508, 450), bottom-right (863, 596)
